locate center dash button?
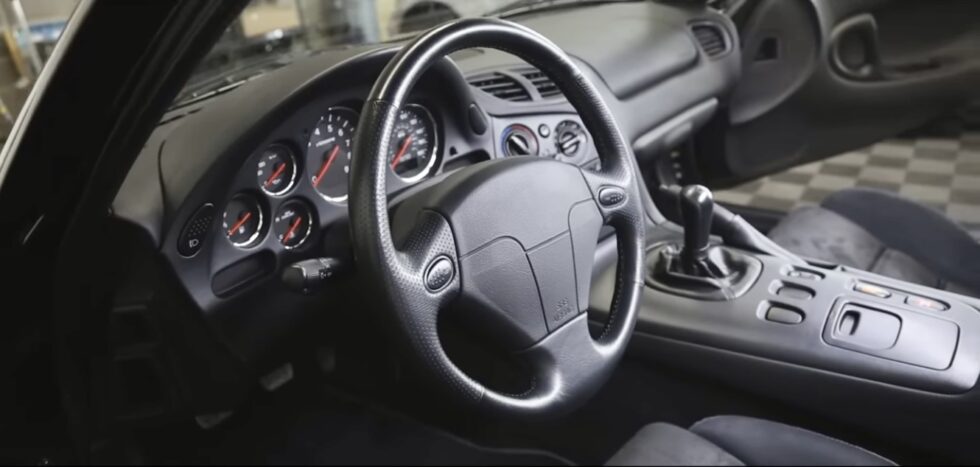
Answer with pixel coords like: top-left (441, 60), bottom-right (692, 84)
top-left (854, 282), bottom-right (891, 299)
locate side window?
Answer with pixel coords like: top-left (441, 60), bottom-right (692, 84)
top-left (0, 0), bottom-right (79, 144)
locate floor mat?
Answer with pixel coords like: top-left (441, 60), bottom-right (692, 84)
top-left (714, 132), bottom-right (980, 234)
top-left (194, 384), bottom-right (572, 466)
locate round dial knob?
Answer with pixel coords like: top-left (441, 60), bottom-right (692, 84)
top-left (501, 124), bottom-right (539, 157)
top-left (554, 120), bottom-right (587, 160)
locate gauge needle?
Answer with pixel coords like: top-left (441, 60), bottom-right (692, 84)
top-left (265, 162), bottom-right (287, 188)
top-left (313, 145), bottom-right (341, 188)
top-left (283, 216), bottom-right (303, 244)
top-left (227, 211), bottom-right (252, 237)
top-left (390, 135), bottom-right (413, 170)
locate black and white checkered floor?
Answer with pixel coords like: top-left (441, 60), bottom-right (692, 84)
top-left (715, 131), bottom-right (980, 234)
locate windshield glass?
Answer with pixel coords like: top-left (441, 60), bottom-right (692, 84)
top-left (178, 0), bottom-right (618, 105)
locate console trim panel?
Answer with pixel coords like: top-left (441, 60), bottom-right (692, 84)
top-left (590, 241), bottom-right (980, 394)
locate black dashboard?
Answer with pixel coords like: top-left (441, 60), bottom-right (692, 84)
top-left (111, 1), bottom-right (739, 372)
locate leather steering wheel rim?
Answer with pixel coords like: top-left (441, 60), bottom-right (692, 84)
top-left (350, 17), bottom-right (645, 418)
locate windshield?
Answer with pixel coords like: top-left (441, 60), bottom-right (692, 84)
top-left (177, 0), bottom-right (621, 105)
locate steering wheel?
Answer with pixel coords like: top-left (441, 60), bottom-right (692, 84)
top-left (350, 18), bottom-right (645, 418)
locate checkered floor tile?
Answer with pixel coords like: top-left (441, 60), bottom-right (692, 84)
top-left (714, 131), bottom-right (980, 234)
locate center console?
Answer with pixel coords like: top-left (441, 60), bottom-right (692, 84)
top-left (590, 186), bottom-right (980, 395)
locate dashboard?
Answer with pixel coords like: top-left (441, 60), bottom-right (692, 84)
top-left (111, 1), bottom-right (739, 373)
top-left (187, 96), bottom-right (597, 275)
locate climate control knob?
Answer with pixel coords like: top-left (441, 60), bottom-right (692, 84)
top-left (501, 124), bottom-right (539, 157)
top-left (555, 120), bottom-right (587, 160)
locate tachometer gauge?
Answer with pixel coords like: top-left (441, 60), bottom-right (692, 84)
top-left (307, 107), bottom-right (357, 203)
top-left (222, 194), bottom-right (264, 248)
top-left (257, 144), bottom-right (298, 196)
top-left (388, 104), bottom-right (437, 183)
top-left (273, 200), bottom-right (314, 250)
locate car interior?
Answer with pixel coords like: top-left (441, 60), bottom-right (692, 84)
top-left (2, 0), bottom-right (980, 465)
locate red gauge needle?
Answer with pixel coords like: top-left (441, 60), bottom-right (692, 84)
top-left (313, 145), bottom-right (341, 188)
top-left (227, 211), bottom-right (252, 237)
top-left (264, 162), bottom-right (287, 188)
top-left (390, 135), bottom-right (413, 170)
top-left (283, 216), bottom-right (303, 244)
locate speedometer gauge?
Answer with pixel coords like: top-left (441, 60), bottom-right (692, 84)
top-left (307, 107), bottom-right (357, 203)
top-left (388, 104), bottom-right (437, 183)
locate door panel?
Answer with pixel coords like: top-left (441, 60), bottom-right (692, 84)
top-left (702, 0), bottom-right (980, 187)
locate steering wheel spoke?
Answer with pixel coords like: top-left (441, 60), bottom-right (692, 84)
top-left (580, 166), bottom-right (639, 226)
top-left (393, 209), bottom-right (461, 307)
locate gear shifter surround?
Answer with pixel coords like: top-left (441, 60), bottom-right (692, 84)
top-left (645, 185), bottom-right (763, 301)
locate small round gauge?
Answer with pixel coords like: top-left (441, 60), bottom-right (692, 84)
top-left (388, 104), bottom-right (438, 183)
top-left (222, 194), bottom-right (264, 248)
top-left (307, 107), bottom-right (357, 203)
top-left (257, 144), bottom-right (298, 196)
top-left (273, 200), bottom-right (314, 250)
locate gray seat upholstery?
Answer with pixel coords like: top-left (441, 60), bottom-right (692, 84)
top-left (606, 416), bottom-right (895, 466)
top-left (768, 188), bottom-right (980, 297)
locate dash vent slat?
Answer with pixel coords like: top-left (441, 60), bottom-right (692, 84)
top-left (519, 68), bottom-right (562, 99)
top-left (467, 72), bottom-right (532, 102)
top-left (691, 23), bottom-right (729, 57)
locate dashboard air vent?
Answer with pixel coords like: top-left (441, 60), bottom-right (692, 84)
top-left (691, 23), bottom-right (729, 57)
top-left (467, 72), bottom-right (532, 102)
top-left (519, 68), bottom-right (562, 99)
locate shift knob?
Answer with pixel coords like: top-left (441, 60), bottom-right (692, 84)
top-left (679, 185), bottom-right (714, 263)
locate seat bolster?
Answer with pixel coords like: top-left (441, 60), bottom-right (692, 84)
top-left (822, 188), bottom-right (980, 292)
top-left (768, 205), bottom-right (944, 288)
top-left (767, 205), bottom-right (884, 269)
top-left (690, 416), bottom-right (895, 466)
top-left (606, 423), bottom-right (743, 466)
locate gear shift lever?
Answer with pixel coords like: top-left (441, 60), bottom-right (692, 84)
top-left (679, 185), bottom-right (713, 269)
top-left (646, 184), bottom-right (763, 300)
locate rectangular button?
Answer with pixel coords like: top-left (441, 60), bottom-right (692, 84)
top-left (906, 295), bottom-right (948, 312)
top-left (854, 282), bottom-right (891, 299)
top-left (776, 285), bottom-right (814, 300)
top-left (787, 270), bottom-right (822, 280)
top-left (766, 305), bottom-right (804, 325)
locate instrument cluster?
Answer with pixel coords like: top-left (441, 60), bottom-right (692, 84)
top-left (218, 103), bottom-right (439, 254)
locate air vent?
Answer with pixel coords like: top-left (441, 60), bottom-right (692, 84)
top-left (467, 72), bottom-right (532, 102)
top-left (519, 68), bottom-right (562, 99)
top-left (691, 23), bottom-right (729, 57)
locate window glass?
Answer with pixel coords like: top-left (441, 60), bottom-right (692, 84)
top-left (0, 0), bottom-right (78, 144)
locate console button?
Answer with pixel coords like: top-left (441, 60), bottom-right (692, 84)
top-left (906, 295), bottom-right (948, 312)
top-left (787, 269), bottom-right (822, 280)
top-left (776, 285), bottom-right (814, 300)
top-left (854, 282), bottom-right (891, 299)
top-left (765, 305), bottom-right (804, 325)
